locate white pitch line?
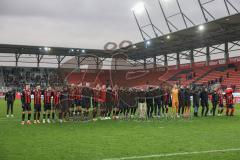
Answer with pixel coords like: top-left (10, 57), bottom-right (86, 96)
top-left (102, 148), bottom-right (240, 160)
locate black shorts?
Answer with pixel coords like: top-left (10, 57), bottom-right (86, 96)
top-left (60, 105), bottom-right (68, 112)
top-left (82, 97), bottom-right (91, 109)
top-left (227, 104), bottom-right (234, 109)
top-left (69, 100), bottom-right (75, 108)
top-left (219, 104), bottom-right (223, 108)
top-left (93, 101), bottom-right (99, 108)
top-left (185, 101), bottom-right (191, 107)
top-left (34, 104), bottom-right (41, 112)
top-left (106, 102), bottom-right (112, 108)
top-left (75, 100), bottom-right (81, 106)
top-left (44, 103), bottom-right (51, 111)
top-left (100, 102), bottom-right (106, 110)
top-left (23, 103), bottom-right (31, 112)
top-left (53, 103), bottom-right (60, 110)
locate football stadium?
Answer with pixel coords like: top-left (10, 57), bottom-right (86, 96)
top-left (1, 0), bottom-right (240, 160)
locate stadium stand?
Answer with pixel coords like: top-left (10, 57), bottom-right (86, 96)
top-left (1, 57), bottom-right (240, 92)
top-left (1, 67), bottom-right (64, 88)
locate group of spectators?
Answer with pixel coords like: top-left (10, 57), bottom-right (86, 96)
top-left (1, 67), bottom-right (64, 88)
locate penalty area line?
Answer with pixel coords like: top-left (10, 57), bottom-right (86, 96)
top-left (102, 148), bottom-right (240, 160)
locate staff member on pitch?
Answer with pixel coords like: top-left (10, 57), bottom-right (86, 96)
top-left (5, 88), bottom-right (15, 117)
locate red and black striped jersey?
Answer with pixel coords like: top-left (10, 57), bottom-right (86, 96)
top-left (225, 94), bottom-right (234, 105)
top-left (44, 90), bottom-right (52, 104)
top-left (75, 87), bottom-right (81, 100)
top-left (99, 89), bottom-right (106, 103)
top-left (68, 88), bottom-right (75, 101)
top-left (53, 91), bottom-right (61, 105)
top-left (23, 89), bottom-right (31, 104)
top-left (34, 90), bottom-right (42, 105)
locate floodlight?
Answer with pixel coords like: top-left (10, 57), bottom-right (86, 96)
top-left (198, 25), bottom-right (205, 31)
top-left (167, 35), bottom-right (171, 39)
top-left (132, 2), bottom-right (145, 15)
top-left (146, 40), bottom-right (151, 45)
top-left (82, 49), bottom-right (86, 53)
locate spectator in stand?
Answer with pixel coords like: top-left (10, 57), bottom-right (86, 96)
top-left (226, 72), bottom-right (229, 78)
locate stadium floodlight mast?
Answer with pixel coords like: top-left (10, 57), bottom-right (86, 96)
top-left (132, 1), bottom-right (164, 45)
top-left (132, 2), bottom-right (145, 15)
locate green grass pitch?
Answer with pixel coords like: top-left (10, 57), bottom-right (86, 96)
top-left (0, 99), bottom-right (240, 160)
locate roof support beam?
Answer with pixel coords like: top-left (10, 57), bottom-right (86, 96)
top-left (224, 42), bottom-right (229, 64)
top-left (15, 52), bottom-right (21, 67)
top-left (56, 55), bottom-right (66, 68)
top-left (190, 49), bottom-right (194, 68)
top-left (206, 46), bottom-right (210, 66)
top-left (176, 52), bottom-right (180, 69)
top-left (164, 54), bottom-right (168, 67)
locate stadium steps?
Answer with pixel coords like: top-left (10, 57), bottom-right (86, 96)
top-left (192, 67), bottom-right (215, 84)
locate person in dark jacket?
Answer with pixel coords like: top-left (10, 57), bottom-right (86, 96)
top-left (146, 87), bottom-right (154, 118)
top-left (153, 87), bottom-right (163, 117)
top-left (192, 87), bottom-right (200, 117)
top-left (184, 86), bottom-right (191, 118)
top-left (82, 82), bottom-right (93, 120)
top-left (200, 88), bottom-right (209, 116)
top-left (5, 89), bottom-right (16, 117)
top-left (129, 88), bottom-right (138, 118)
top-left (59, 86), bottom-right (69, 123)
top-left (211, 90), bottom-right (219, 116)
top-left (178, 86), bottom-right (185, 117)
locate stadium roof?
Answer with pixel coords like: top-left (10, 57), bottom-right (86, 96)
top-left (125, 13), bottom-right (240, 60)
top-left (0, 13), bottom-right (240, 60)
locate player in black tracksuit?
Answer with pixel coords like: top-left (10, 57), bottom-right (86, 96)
top-left (192, 88), bottom-right (200, 117)
top-left (129, 89), bottom-right (138, 117)
top-left (178, 87), bottom-right (185, 116)
top-left (200, 88), bottom-right (209, 117)
top-left (146, 87), bottom-right (154, 118)
top-left (5, 89), bottom-right (15, 117)
top-left (184, 87), bottom-right (191, 117)
top-left (59, 87), bottom-right (69, 123)
top-left (211, 91), bottom-right (219, 116)
top-left (154, 87), bottom-right (164, 117)
top-left (82, 84), bottom-right (93, 120)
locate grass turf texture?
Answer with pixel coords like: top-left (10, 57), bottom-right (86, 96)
top-left (0, 99), bottom-right (240, 160)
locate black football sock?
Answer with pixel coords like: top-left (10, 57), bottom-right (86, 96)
top-left (52, 112), bottom-right (55, 120)
top-left (43, 113), bottom-right (46, 119)
top-left (28, 113), bottom-right (31, 121)
top-left (108, 109), bottom-right (111, 117)
top-left (47, 113), bottom-right (50, 119)
top-left (22, 113), bottom-right (25, 121)
top-left (202, 108), bottom-right (205, 116)
top-left (166, 107), bottom-right (169, 113)
top-left (133, 108), bottom-right (137, 115)
top-left (220, 109), bottom-right (224, 114)
top-left (7, 105), bottom-right (10, 115)
top-left (93, 110), bottom-right (97, 118)
top-left (34, 112), bottom-right (36, 120)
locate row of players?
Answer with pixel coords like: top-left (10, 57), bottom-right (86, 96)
top-left (18, 83), bottom-right (235, 125)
